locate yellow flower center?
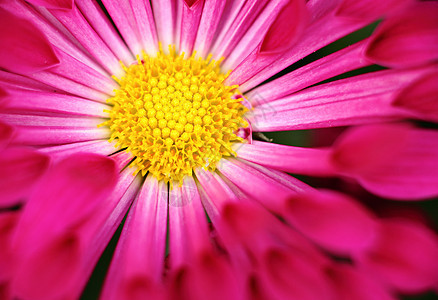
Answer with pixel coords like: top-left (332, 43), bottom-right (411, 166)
top-left (102, 46), bottom-right (248, 184)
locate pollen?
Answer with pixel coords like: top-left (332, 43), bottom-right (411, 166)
top-left (101, 45), bottom-right (248, 184)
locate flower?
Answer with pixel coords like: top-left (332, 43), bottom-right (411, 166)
top-left (1, 0), bottom-right (438, 299)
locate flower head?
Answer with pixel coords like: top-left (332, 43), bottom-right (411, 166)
top-left (102, 46), bottom-right (247, 183)
top-left (0, 0), bottom-right (438, 299)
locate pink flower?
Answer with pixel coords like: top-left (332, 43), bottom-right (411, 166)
top-left (1, 0), bottom-right (437, 299)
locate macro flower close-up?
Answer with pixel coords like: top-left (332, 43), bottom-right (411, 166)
top-left (1, 0), bottom-right (438, 299)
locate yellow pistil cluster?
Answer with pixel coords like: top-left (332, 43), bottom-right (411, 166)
top-left (101, 46), bottom-right (248, 184)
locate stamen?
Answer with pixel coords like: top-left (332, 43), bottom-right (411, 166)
top-left (100, 45), bottom-right (248, 184)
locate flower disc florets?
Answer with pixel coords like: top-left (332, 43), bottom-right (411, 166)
top-left (102, 46), bottom-right (248, 184)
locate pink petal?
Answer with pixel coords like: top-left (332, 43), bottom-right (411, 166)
top-left (245, 40), bottom-right (369, 105)
top-left (284, 190), bottom-right (378, 255)
top-left (335, 0), bottom-right (413, 21)
top-left (0, 121), bottom-right (14, 151)
top-left (39, 140), bottom-right (117, 163)
top-left (194, 168), bottom-right (240, 222)
top-left (9, 157), bottom-right (132, 299)
top-left (356, 219), bottom-right (438, 293)
top-left (100, 0), bottom-right (144, 56)
top-left (119, 277), bottom-right (165, 300)
top-left (365, 2), bottom-right (438, 68)
top-left (208, 0), bottom-right (247, 58)
top-left (0, 9), bottom-right (59, 74)
top-left (193, 0), bottom-right (226, 58)
top-left (179, 0), bottom-right (204, 55)
top-left (0, 283), bottom-right (10, 300)
top-left (218, 202), bottom-right (277, 249)
top-left (0, 113), bottom-right (103, 128)
top-left (11, 160), bottom-right (131, 300)
top-left (222, 0), bottom-right (292, 70)
top-left (258, 248), bottom-right (333, 300)
top-left (249, 66), bottom-right (432, 131)
top-left (173, 2), bottom-right (183, 48)
top-left (151, 0), bottom-right (176, 47)
top-left (259, 0), bottom-right (308, 54)
top-left (11, 233), bottom-right (82, 300)
top-left (28, 69), bottom-right (110, 101)
top-left (73, 168), bottom-right (141, 299)
top-left (218, 202), bottom-right (324, 270)
top-left (169, 176), bottom-right (211, 268)
top-left (331, 124), bottom-right (410, 176)
top-left (217, 158), bottom-right (296, 212)
top-left (13, 153), bottom-right (118, 249)
top-left (26, 0), bottom-right (73, 10)
top-left (0, 147), bottom-right (50, 207)
top-left (245, 159), bottom-right (314, 193)
top-left (216, 200), bottom-right (330, 273)
top-left (228, 14), bottom-right (367, 92)
top-left (234, 141), bottom-right (335, 176)
top-left (101, 175), bottom-right (167, 300)
top-left (327, 264), bottom-right (396, 300)
top-left (49, 49), bottom-right (118, 96)
top-left (13, 127), bottom-right (110, 146)
top-left (111, 151), bottom-right (134, 171)
top-left (49, 6), bottom-right (123, 76)
top-left (211, 0), bottom-right (270, 60)
top-left (0, 211), bottom-right (20, 282)
top-left (168, 251), bottom-right (242, 300)
top-left (392, 71), bottom-right (438, 123)
top-left (183, 0), bottom-right (199, 6)
top-left (75, 0), bottom-right (134, 65)
top-left (0, 86), bottom-right (8, 109)
top-left (129, 0), bottom-right (158, 54)
top-left (0, 70), bottom-right (55, 93)
top-left (306, 0), bottom-right (341, 21)
top-left (1, 0), bottom-right (106, 75)
top-left (3, 88), bottom-right (110, 118)
top-left (332, 124), bottom-right (438, 200)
